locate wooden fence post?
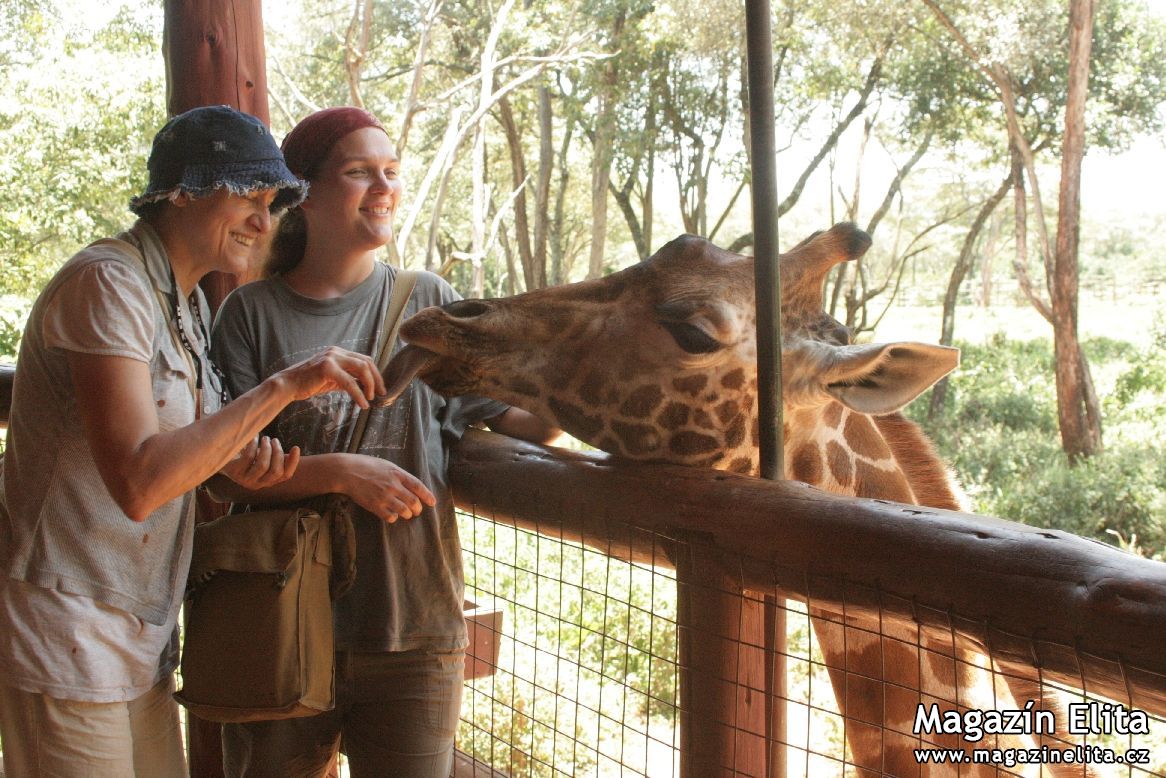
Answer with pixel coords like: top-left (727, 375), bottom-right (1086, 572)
top-left (673, 537), bottom-right (768, 777)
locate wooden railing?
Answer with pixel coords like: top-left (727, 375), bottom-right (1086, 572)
top-left (449, 429), bottom-right (1166, 774)
top-left (450, 430), bottom-right (1166, 710)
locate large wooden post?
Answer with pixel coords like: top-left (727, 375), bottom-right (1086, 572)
top-left (163, 0), bottom-right (270, 314)
top-left (161, 3), bottom-right (268, 775)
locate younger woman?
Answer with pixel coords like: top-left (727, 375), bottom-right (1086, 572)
top-left (212, 107), bottom-right (558, 777)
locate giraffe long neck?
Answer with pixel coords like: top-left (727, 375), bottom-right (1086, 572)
top-left (784, 402), bottom-right (918, 504)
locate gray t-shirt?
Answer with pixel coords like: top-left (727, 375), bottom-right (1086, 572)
top-left (211, 263), bottom-right (507, 652)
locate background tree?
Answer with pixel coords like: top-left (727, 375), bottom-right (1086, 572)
top-left (0, 4), bottom-right (164, 300)
top-left (922, 0), bottom-right (1166, 459)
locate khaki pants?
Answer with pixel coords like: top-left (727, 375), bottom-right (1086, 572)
top-left (0, 675), bottom-right (186, 777)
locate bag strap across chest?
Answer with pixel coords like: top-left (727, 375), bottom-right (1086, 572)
top-left (346, 268), bottom-right (418, 454)
top-left (330, 268), bottom-right (418, 598)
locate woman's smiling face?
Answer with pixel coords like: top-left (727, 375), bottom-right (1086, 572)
top-left (300, 126), bottom-right (402, 252)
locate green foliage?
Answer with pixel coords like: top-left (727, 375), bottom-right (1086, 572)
top-left (1110, 319), bottom-right (1166, 417)
top-left (928, 0), bottom-right (1166, 151)
top-left (911, 333), bottom-right (1166, 560)
top-left (0, 298), bottom-right (30, 361)
top-left (0, 2), bottom-right (164, 299)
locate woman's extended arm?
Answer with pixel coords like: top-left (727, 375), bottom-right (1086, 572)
top-left (205, 452), bottom-right (436, 524)
top-left (70, 346), bottom-right (385, 521)
top-left (485, 407), bottom-right (562, 446)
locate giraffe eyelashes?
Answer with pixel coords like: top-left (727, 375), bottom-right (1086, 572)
top-left (660, 321), bottom-right (722, 355)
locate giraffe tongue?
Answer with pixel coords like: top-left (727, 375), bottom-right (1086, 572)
top-left (372, 344), bottom-right (439, 407)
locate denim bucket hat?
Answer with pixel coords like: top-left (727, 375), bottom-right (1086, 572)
top-left (130, 105), bottom-right (308, 216)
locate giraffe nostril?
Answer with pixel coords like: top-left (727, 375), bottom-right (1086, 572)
top-left (443, 299), bottom-right (491, 319)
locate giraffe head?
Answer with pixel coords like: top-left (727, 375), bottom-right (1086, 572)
top-left (388, 222), bottom-right (958, 487)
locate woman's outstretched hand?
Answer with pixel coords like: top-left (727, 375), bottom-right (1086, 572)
top-left (341, 455), bottom-right (437, 523)
top-left (273, 346), bottom-right (387, 409)
top-left (219, 435), bottom-right (302, 490)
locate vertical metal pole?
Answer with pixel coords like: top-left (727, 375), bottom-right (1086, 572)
top-left (745, 0), bottom-right (783, 481)
top-left (745, 2), bottom-right (787, 776)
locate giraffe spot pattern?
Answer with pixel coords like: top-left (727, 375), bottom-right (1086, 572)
top-left (657, 402), bottom-right (691, 430)
top-left (619, 385), bottom-right (665, 419)
top-left (826, 440), bottom-right (853, 489)
top-left (672, 374), bottom-right (708, 396)
top-left (509, 377), bottom-right (541, 398)
top-left (668, 431), bottom-right (720, 456)
top-left (854, 458), bottom-right (914, 503)
top-left (693, 409), bottom-right (715, 429)
top-left (611, 420), bottom-right (661, 456)
top-left (725, 415), bottom-right (747, 448)
top-left (791, 442), bottom-right (822, 484)
top-left (545, 361), bottom-right (573, 391)
top-left (548, 397), bottom-right (604, 441)
top-left (715, 400), bottom-right (740, 425)
top-left (729, 457), bottom-right (753, 474)
top-left (823, 401), bottom-right (845, 429)
top-left (578, 371), bottom-right (608, 407)
top-left (721, 368), bottom-right (746, 389)
top-left (844, 413), bottom-right (891, 460)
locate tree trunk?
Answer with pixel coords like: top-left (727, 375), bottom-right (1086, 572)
top-left (498, 95), bottom-right (535, 292)
top-left (1052, 0), bottom-right (1102, 459)
top-left (588, 11), bottom-right (624, 279)
top-left (588, 81), bottom-right (616, 279)
top-left (979, 213), bottom-right (1000, 307)
top-left (343, 0), bottom-right (373, 108)
top-left (929, 173), bottom-right (1013, 420)
top-left (643, 91), bottom-right (655, 256)
top-left (550, 118), bottom-right (574, 286)
top-left (1009, 147), bottom-right (1052, 323)
top-left (394, 0), bottom-right (443, 159)
top-left (534, 85), bottom-right (553, 289)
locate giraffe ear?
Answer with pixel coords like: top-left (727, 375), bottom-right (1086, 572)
top-left (822, 342), bottom-right (959, 415)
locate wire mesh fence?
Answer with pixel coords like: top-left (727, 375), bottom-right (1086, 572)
top-left (453, 506), bottom-right (1166, 777)
top-left (457, 513), bottom-right (681, 777)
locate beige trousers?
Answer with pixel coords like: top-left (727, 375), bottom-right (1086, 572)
top-left (0, 675), bottom-right (186, 777)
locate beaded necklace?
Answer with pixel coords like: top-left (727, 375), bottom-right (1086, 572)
top-left (166, 263), bottom-right (230, 407)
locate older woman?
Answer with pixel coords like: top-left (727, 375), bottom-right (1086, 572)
top-left (211, 107), bottom-right (558, 777)
top-left (0, 105), bottom-right (386, 777)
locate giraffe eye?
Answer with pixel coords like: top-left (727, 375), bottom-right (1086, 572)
top-left (661, 321), bottom-right (722, 354)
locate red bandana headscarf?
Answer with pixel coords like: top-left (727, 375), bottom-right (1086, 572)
top-left (280, 107), bottom-right (388, 182)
